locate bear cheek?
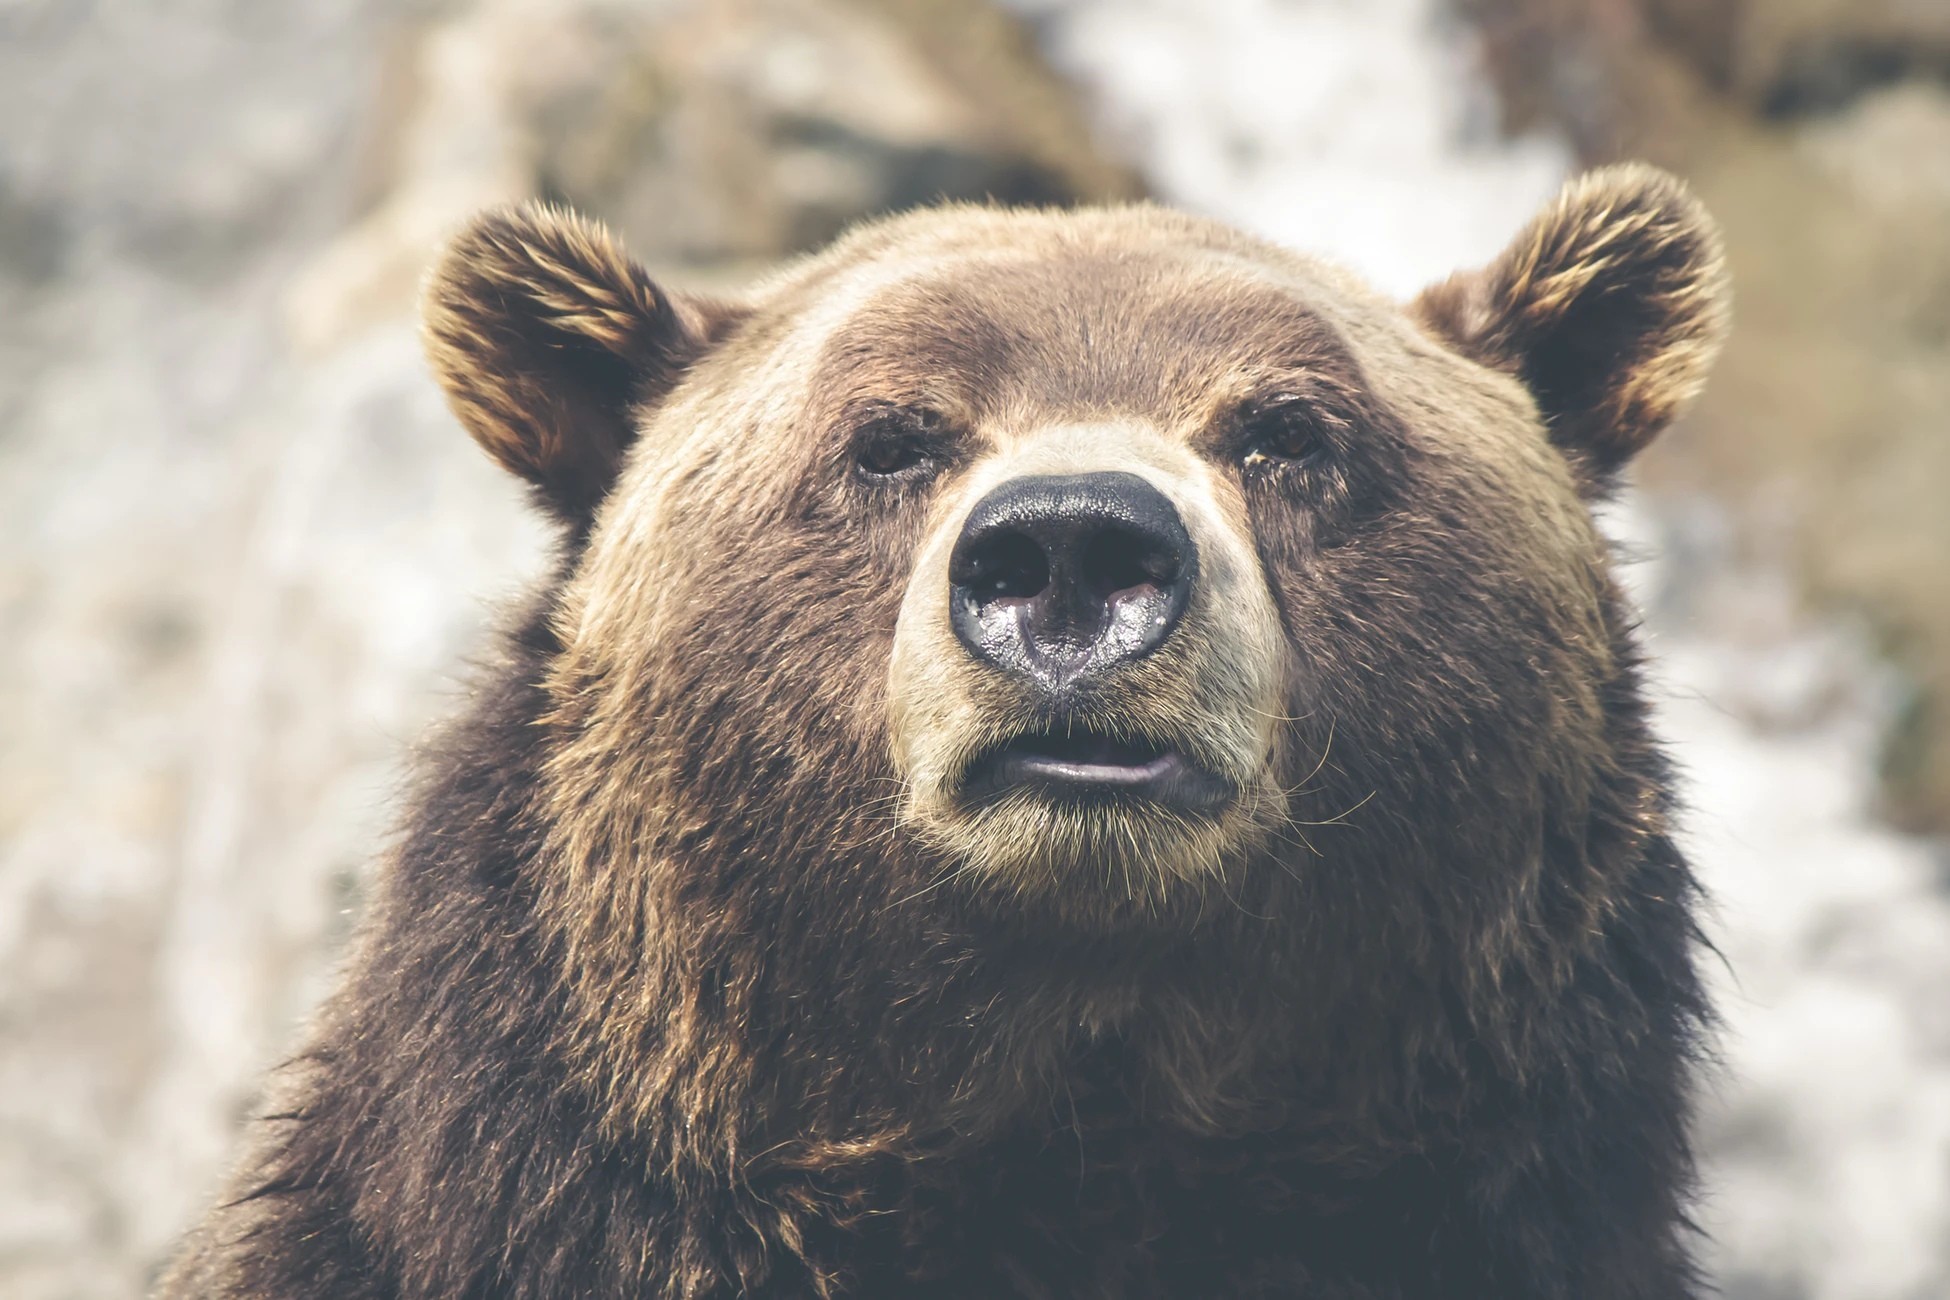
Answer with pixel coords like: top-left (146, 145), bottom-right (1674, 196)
top-left (1275, 495), bottom-right (1608, 830)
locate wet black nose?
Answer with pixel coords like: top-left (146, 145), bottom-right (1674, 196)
top-left (949, 471), bottom-right (1198, 692)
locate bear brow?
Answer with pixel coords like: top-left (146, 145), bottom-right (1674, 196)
top-left (807, 255), bottom-right (1353, 426)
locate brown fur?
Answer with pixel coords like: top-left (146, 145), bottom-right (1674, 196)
top-left (165, 167), bottom-right (1729, 1298)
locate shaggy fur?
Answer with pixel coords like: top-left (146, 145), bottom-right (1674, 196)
top-left (163, 165), bottom-right (1729, 1298)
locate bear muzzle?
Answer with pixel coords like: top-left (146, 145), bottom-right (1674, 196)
top-left (944, 471), bottom-right (1234, 813)
top-left (885, 423), bottom-right (1285, 893)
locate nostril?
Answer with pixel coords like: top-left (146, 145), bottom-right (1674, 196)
top-left (947, 471), bottom-right (1198, 690)
top-left (1080, 526), bottom-right (1180, 603)
top-left (953, 530), bottom-right (1050, 603)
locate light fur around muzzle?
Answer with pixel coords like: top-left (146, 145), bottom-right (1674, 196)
top-left (887, 422), bottom-right (1288, 904)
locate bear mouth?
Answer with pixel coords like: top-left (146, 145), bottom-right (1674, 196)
top-left (960, 726), bottom-right (1235, 813)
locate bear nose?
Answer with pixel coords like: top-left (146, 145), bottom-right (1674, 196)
top-left (948, 471), bottom-right (1198, 692)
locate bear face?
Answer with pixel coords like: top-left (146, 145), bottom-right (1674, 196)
top-left (161, 169), bottom-right (1727, 1300)
top-left (424, 167), bottom-right (1726, 946)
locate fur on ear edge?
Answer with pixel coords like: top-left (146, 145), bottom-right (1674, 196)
top-left (420, 203), bottom-right (728, 523)
top-left (1415, 164), bottom-right (1732, 485)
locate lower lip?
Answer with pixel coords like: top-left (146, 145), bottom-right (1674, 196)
top-left (963, 748), bottom-right (1235, 813)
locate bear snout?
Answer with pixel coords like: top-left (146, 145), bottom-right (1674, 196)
top-left (884, 438), bottom-right (1286, 904)
top-left (947, 471), bottom-right (1199, 694)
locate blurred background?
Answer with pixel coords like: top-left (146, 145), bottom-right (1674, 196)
top-left (2, 0), bottom-right (1947, 1295)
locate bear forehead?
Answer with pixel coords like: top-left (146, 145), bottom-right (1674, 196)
top-left (761, 208), bottom-right (1405, 431)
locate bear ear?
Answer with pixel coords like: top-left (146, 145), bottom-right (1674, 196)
top-left (1413, 164), bottom-right (1731, 490)
top-left (421, 203), bottom-right (745, 524)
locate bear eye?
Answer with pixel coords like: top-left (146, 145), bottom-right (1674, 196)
top-left (1236, 394), bottom-right (1328, 470)
top-left (851, 408), bottom-right (944, 483)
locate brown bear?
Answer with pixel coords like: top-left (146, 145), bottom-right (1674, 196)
top-left (162, 164), bottom-right (1730, 1298)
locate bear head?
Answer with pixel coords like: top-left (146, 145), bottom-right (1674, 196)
top-left (419, 165), bottom-right (1726, 1018)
